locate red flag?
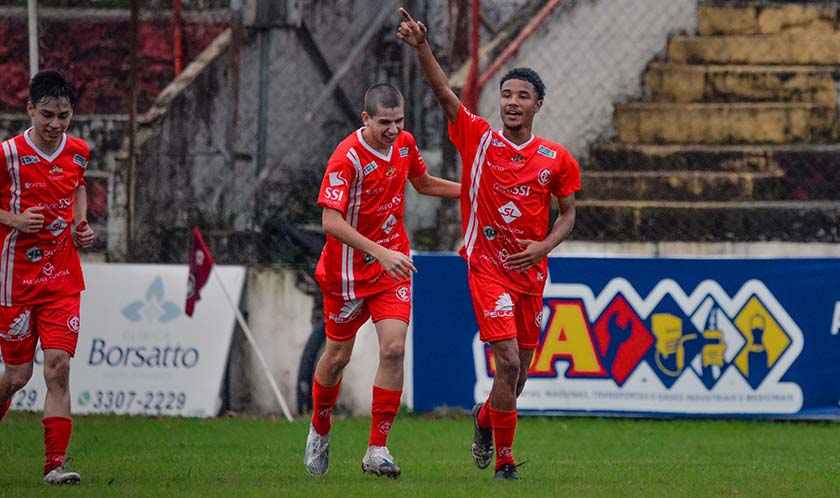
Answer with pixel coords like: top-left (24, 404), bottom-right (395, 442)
top-left (186, 227), bottom-right (215, 317)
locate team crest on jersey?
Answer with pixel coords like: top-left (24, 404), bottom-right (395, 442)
top-left (538, 145), bottom-right (557, 159)
top-left (0, 311), bottom-right (32, 342)
top-left (73, 154), bottom-right (88, 168)
top-left (386, 166), bottom-right (396, 176)
top-left (483, 226), bottom-right (497, 240)
top-left (491, 139), bottom-right (505, 147)
top-left (20, 155), bottom-right (39, 165)
top-left (396, 286), bottom-right (411, 302)
top-left (399, 147), bottom-right (409, 157)
top-left (67, 315), bottom-right (80, 333)
top-left (26, 247), bottom-right (43, 262)
top-left (363, 161), bottom-right (378, 175)
top-left (49, 165), bottom-right (63, 178)
top-left (538, 168), bottom-right (551, 185)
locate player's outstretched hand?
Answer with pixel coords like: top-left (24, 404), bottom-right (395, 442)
top-left (508, 239), bottom-right (550, 272)
top-left (397, 7), bottom-right (428, 48)
top-left (14, 206), bottom-right (45, 233)
top-left (74, 219), bottom-right (95, 248)
top-left (377, 247), bottom-right (417, 281)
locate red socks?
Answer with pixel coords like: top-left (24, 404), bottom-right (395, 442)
top-left (43, 417), bottom-right (72, 475)
top-left (311, 378), bottom-right (341, 436)
top-left (0, 398), bottom-right (11, 422)
top-left (489, 408), bottom-right (517, 470)
top-left (369, 386), bottom-right (401, 447)
top-left (477, 398), bottom-right (492, 429)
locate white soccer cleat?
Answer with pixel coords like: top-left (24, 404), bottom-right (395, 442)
top-left (361, 445), bottom-right (401, 478)
top-left (42, 461), bottom-right (80, 486)
top-left (304, 424), bottom-right (330, 476)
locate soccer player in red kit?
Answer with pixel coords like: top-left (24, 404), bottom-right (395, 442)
top-left (398, 9), bottom-right (581, 480)
top-left (0, 71), bottom-right (95, 485)
top-left (304, 83), bottom-right (459, 478)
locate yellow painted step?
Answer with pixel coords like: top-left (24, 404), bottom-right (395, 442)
top-left (669, 33), bottom-right (840, 65)
top-left (699, 2), bottom-right (837, 35)
top-left (646, 63), bottom-right (836, 104)
top-left (615, 102), bottom-right (838, 144)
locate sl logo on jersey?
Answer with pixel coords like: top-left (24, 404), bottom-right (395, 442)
top-left (73, 154), bottom-right (87, 168)
top-left (20, 155), bottom-right (39, 165)
top-left (399, 147), bottom-right (409, 157)
top-left (473, 278), bottom-right (804, 414)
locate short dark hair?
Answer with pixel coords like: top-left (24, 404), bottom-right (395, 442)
top-left (500, 67), bottom-right (546, 102)
top-left (363, 83), bottom-right (404, 116)
top-left (29, 70), bottom-right (77, 109)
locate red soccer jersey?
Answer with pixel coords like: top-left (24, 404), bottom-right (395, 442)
top-left (449, 105), bottom-right (581, 295)
top-left (315, 128), bottom-right (427, 300)
top-left (0, 130), bottom-right (88, 305)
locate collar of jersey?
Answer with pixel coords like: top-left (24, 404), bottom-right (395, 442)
top-left (24, 128), bottom-right (67, 163)
top-left (356, 128), bottom-right (393, 162)
top-left (495, 130), bottom-right (535, 151)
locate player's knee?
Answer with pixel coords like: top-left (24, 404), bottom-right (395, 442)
top-left (379, 341), bottom-right (405, 364)
top-left (2, 364), bottom-right (34, 394)
top-left (6, 374), bottom-right (30, 394)
top-left (494, 351), bottom-right (521, 382)
top-left (43, 357), bottom-right (71, 389)
top-left (322, 350), bottom-right (352, 375)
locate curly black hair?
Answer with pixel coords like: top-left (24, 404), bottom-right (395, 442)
top-left (499, 67), bottom-right (546, 101)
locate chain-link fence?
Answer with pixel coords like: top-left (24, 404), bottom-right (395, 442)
top-left (3, 0), bottom-right (840, 268)
top-left (470, 0), bottom-right (840, 243)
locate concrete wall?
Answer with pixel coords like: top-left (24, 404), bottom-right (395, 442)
top-left (475, 0), bottom-right (697, 160)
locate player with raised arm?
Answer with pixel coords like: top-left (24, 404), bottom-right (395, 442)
top-left (304, 83), bottom-right (460, 479)
top-left (398, 8), bottom-right (581, 480)
top-left (0, 70), bottom-right (95, 485)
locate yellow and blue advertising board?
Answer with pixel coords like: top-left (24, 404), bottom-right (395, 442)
top-left (412, 255), bottom-right (840, 418)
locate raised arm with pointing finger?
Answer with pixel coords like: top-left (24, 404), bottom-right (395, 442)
top-left (397, 8), bottom-right (461, 123)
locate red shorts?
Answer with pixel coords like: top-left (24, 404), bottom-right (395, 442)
top-left (0, 294), bottom-right (81, 365)
top-left (323, 283), bottom-right (412, 341)
top-left (469, 272), bottom-right (543, 349)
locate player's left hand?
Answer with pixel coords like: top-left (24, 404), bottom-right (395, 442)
top-left (508, 239), bottom-right (549, 272)
top-left (74, 219), bottom-right (95, 248)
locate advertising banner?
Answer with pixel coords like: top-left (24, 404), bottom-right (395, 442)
top-left (412, 254), bottom-right (840, 418)
top-left (2, 264), bottom-right (245, 418)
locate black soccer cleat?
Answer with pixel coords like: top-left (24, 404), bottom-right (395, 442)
top-left (471, 402), bottom-right (493, 469)
top-left (493, 462), bottom-right (522, 481)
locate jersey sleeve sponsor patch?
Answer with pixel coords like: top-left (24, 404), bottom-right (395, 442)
top-left (537, 145), bottom-right (557, 159)
top-left (73, 154), bottom-right (88, 168)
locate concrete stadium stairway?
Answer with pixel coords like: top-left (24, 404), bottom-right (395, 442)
top-left (577, 1), bottom-right (840, 242)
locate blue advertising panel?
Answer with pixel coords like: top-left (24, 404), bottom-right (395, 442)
top-left (412, 254), bottom-right (840, 418)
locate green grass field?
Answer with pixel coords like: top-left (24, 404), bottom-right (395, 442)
top-left (1, 411), bottom-right (838, 497)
